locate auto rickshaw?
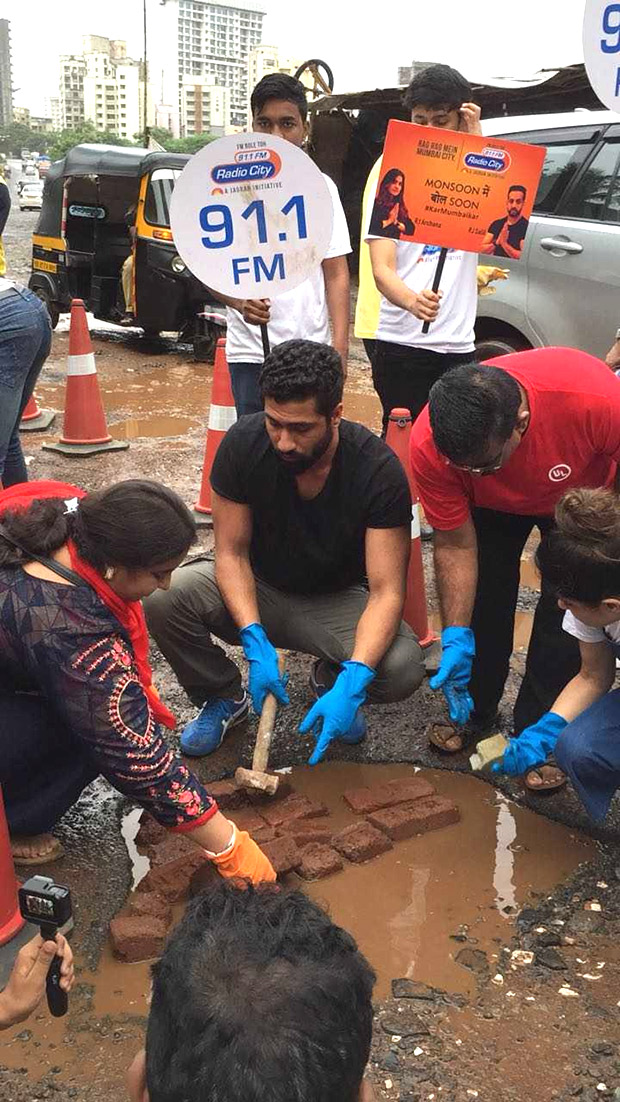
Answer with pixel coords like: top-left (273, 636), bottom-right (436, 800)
top-left (28, 143), bottom-right (222, 359)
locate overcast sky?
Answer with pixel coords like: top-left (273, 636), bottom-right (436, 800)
top-left (1, 0), bottom-right (587, 115)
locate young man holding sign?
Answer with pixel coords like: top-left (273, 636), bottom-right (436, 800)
top-left (355, 65), bottom-right (483, 435)
top-left (145, 340), bottom-right (424, 760)
top-left (209, 75), bottom-right (351, 417)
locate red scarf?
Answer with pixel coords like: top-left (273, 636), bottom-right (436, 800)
top-left (0, 480), bottom-right (176, 730)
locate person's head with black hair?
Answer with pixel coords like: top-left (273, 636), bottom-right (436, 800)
top-left (506, 184), bottom-right (527, 222)
top-left (403, 64), bottom-right (474, 131)
top-left (0, 479), bottom-right (196, 602)
top-left (259, 340), bottom-right (344, 474)
top-left (140, 882), bottom-right (376, 1102)
top-left (251, 73), bottom-right (308, 146)
top-left (428, 362), bottom-right (529, 474)
top-left (537, 488), bottom-right (620, 627)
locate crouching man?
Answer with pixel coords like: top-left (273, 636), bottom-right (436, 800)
top-left (146, 340), bottom-right (423, 764)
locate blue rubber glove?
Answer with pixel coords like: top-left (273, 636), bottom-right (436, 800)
top-left (239, 623), bottom-right (290, 714)
top-left (492, 712), bottom-right (568, 776)
top-left (299, 661), bottom-right (376, 766)
top-left (429, 627), bottom-right (475, 726)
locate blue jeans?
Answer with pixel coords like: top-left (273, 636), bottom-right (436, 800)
top-left (228, 361), bottom-right (262, 417)
top-left (555, 687), bottom-right (620, 822)
top-left (0, 286), bottom-right (52, 485)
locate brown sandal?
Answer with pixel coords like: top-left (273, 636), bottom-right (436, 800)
top-left (523, 759), bottom-right (567, 794)
top-left (427, 721), bottom-right (471, 754)
top-left (11, 834), bottom-right (65, 866)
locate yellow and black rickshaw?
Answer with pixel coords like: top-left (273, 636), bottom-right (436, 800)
top-left (28, 143), bottom-right (221, 358)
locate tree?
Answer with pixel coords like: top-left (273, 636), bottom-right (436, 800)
top-left (132, 127), bottom-right (215, 154)
top-left (48, 121), bottom-right (136, 162)
top-left (0, 122), bottom-right (53, 156)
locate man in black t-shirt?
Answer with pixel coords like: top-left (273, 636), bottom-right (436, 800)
top-left (481, 185), bottom-right (529, 260)
top-left (146, 341), bottom-right (424, 763)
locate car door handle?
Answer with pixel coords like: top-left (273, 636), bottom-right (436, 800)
top-left (540, 236), bottom-right (583, 255)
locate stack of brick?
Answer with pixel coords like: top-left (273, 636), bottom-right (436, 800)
top-left (110, 771), bottom-right (461, 961)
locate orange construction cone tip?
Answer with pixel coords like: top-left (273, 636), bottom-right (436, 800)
top-left (193, 337), bottom-right (237, 525)
top-left (43, 299), bottom-right (128, 457)
top-left (19, 393), bottom-right (55, 433)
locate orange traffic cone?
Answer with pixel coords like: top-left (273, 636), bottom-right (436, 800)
top-left (43, 300), bottom-right (128, 457)
top-left (0, 786), bottom-right (25, 946)
top-left (385, 408), bottom-right (437, 648)
top-left (193, 337), bottom-right (237, 525)
top-left (19, 393), bottom-right (55, 432)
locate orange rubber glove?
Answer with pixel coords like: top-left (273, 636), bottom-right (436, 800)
top-left (206, 823), bottom-right (276, 884)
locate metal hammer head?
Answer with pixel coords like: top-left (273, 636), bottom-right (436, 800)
top-left (235, 766), bottom-right (280, 797)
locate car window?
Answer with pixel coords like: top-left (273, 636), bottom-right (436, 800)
top-left (144, 168), bottom-right (182, 227)
top-left (494, 128), bottom-right (596, 214)
top-left (560, 137), bottom-right (620, 222)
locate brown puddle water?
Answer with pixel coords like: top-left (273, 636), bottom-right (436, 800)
top-left (110, 415), bottom-right (200, 440)
top-left (0, 764), bottom-right (592, 1088)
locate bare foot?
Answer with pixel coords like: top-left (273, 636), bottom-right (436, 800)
top-left (11, 834), bottom-right (64, 864)
top-left (428, 722), bottom-right (464, 753)
top-left (524, 764), bottom-right (566, 791)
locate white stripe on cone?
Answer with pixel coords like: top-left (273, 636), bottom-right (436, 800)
top-left (208, 405), bottom-right (237, 432)
top-left (67, 352), bottom-right (97, 377)
top-left (411, 503), bottom-right (421, 541)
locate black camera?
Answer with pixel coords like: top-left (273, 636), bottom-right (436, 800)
top-left (18, 876), bottom-right (73, 1018)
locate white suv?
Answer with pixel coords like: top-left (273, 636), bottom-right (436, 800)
top-left (476, 111), bottom-right (620, 360)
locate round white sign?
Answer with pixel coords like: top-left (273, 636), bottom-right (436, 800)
top-left (169, 132), bottom-right (334, 299)
top-left (583, 0), bottom-right (620, 112)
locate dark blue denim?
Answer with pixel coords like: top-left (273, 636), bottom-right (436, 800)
top-left (228, 360), bottom-right (262, 417)
top-left (0, 286), bottom-right (52, 485)
top-left (556, 685), bottom-right (620, 822)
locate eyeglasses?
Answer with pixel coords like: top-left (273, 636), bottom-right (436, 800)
top-left (447, 446), bottom-right (506, 476)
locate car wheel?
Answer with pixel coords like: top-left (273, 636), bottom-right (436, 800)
top-left (475, 335), bottom-right (530, 361)
top-left (34, 288), bottom-right (60, 329)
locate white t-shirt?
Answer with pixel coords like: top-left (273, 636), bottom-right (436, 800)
top-left (363, 162), bottom-right (477, 354)
top-left (0, 277), bottom-right (12, 293)
top-left (225, 173), bottom-right (351, 364)
top-left (563, 608), bottom-right (620, 649)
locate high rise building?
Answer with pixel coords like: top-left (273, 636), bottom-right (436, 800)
top-left (180, 75), bottom-right (230, 137)
top-left (0, 19), bottom-right (13, 129)
top-left (58, 37), bottom-right (153, 138)
top-left (177, 0), bottom-right (264, 127)
top-left (246, 45), bottom-right (302, 124)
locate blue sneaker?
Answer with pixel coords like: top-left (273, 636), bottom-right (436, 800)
top-left (180, 692), bottom-right (249, 757)
top-left (309, 662), bottom-right (367, 745)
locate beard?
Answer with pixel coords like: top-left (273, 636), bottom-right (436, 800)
top-left (508, 207), bottom-right (520, 218)
top-left (274, 424), bottom-right (334, 474)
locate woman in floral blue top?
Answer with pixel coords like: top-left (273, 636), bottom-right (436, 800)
top-left (0, 478), bottom-right (274, 884)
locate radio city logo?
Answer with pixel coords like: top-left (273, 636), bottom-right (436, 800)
top-left (548, 463), bottom-right (572, 483)
top-left (463, 146), bottom-right (512, 173)
top-left (211, 147), bottom-right (282, 184)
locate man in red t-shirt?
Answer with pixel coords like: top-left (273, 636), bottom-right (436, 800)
top-left (410, 347), bottom-right (620, 779)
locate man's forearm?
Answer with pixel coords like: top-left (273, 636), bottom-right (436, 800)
top-left (350, 589), bottom-right (404, 669)
top-left (434, 539), bottom-right (478, 627)
top-left (205, 286), bottom-right (243, 312)
top-left (371, 262), bottom-right (417, 312)
top-left (214, 551), bottom-right (260, 629)
top-left (324, 259), bottom-right (350, 367)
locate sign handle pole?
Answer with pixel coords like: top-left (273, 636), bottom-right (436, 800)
top-left (260, 323), bottom-right (271, 359)
top-left (421, 247), bottom-right (448, 335)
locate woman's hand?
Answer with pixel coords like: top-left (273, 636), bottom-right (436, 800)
top-left (206, 822), bottom-right (276, 884)
top-left (0, 933), bottom-right (74, 1030)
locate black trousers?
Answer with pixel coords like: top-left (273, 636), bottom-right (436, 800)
top-left (0, 694), bottom-right (97, 835)
top-left (468, 509), bottom-right (581, 733)
top-left (372, 340), bottom-right (475, 434)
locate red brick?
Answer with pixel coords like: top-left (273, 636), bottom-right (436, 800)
top-left (367, 796), bottom-right (460, 841)
top-left (261, 794), bottom-right (328, 829)
top-left (189, 861), bottom-right (221, 898)
top-left (229, 806), bottom-right (276, 844)
top-left (343, 776), bottom-right (435, 815)
top-left (146, 833), bottom-right (196, 866)
top-left (332, 821), bottom-right (393, 863)
top-left (127, 892), bottom-right (172, 927)
top-left (135, 814), bottom-right (167, 851)
top-left (206, 779), bottom-right (249, 810)
top-left (137, 850), bottom-right (206, 902)
top-left (261, 835), bottom-right (302, 875)
top-left (110, 916), bottom-right (168, 962)
top-left (297, 843), bottom-right (343, 881)
top-left (279, 819), bottom-right (334, 846)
